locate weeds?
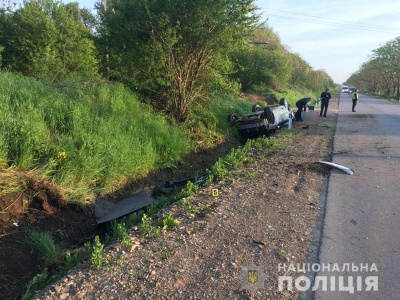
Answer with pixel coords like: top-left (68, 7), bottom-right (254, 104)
top-left (139, 214), bottom-right (161, 237)
top-left (18, 113), bottom-right (279, 300)
top-left (25, 229), bottom-right (64, 265)
top-left (64, 249), bottom-right (86, 270)
top-left (155, 195), bottom-right (172, 209)
top-left (318, 124), bottom-right (332, 128)
top-left (245, 136), bottom-right (278, 155)
top-left (0, 169), bottom-right (28, 195)
top-left (146, 204), bottom-right (159, 217)
top-left (157, 246), bottom-right (171, 259)
top-left (21, 268), bottom-right (49, 300)
top-left (352, 114), bottom-right (369, 118)
top-left (209, 136), bottom-right (277, 181)
top-left (86, 236), bottom-right (105, 269)
top-left (118, 254), bottom-right (126, 266)
top-left (124, 211), bottom-right (144, 229)
top-left (275, 249), bottom-right (286, 259)
top-left (110, 221), bottom-right (131, 248)
top-left (242, 171), bottom-right (257, 179)
top-left (179, 197), bottom-right (199, 213)
top-left (178, 181), bottom-right (199, 199)
top-left (22, 245), bottom-right (89, 299)
top-left (160, 214), bottom-right (179, 229)
top-left (203, 174), bottom-right (214, 187)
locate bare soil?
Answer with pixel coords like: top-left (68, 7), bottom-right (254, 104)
top-left (0, 94), bottom-right (338, 300)
top-left (0, 139), bottom-right (240, 300)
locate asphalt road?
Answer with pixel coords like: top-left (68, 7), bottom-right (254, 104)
top-left (314, 93), bottom-right (400, 299)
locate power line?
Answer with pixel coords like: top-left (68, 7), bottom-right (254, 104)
top-left (264, 8), bottom-right (400, 34)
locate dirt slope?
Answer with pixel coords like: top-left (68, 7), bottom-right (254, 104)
top-left (29, 95), bottom-right (339, 300)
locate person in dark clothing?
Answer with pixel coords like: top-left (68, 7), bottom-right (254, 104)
top-left (320, 88), bottom-right (331, 117)
top-left (295, 97), bottom-right (311, 121)
top-left (351, 89), bottom-right (358, 112)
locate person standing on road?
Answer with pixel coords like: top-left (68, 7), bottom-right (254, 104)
top-left (351, 89), bottom-right (359, 112)
top-left (320, 88), bottom-right (331, 117)
top-left (295, 97), bottom-right (311, 121)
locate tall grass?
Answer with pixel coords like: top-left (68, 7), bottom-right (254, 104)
top-left (187, 93), bottom-right (253, 146)
top-left (274, 89), bottom-right (320, 107)
top-left (0, 72), bottom-right (265, 200)
top-left (25, 229), bottom-right (63, 265)
top-left (0, 72), bottom-right (190, 199)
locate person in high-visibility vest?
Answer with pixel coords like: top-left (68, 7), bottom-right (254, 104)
top-left (351, 89), bottom-right (359, 112)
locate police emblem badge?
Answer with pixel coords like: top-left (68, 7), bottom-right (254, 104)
top-left (239, 262), bottom-right (267, 293)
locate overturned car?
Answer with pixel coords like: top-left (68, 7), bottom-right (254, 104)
top-left (228, 99), bottom-right (294, 139)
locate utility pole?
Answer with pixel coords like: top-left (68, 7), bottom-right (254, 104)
top-left (103, 0), bottom-right (110, 80)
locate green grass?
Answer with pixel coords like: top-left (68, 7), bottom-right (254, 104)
top-left (0, 72), bottom-right (274, 201)
top-left (8, 70), bottom-right (300, 299)
top-left (110, 221), bottom-right (131, 248)
top-left (157, 246), bottom-right (171, 259)
top-left (0, 71), bottom-right (304, 202)
top-left (0, 72), bottom-right (190, 199)
top-left (139, 214), bottom-right (162, 237)
top-left (318, 124), bottom-right (332, 128)
top-left (20, 135), bottom-right (281, 299)
top-left (275, 249), bottom-right (287, 259)
top-left (246, 86), bottom-right (338, 108)
top-left (86, 235), bottom-right (105, 269)
top-left (352, 114), bottom-right (370, 118)
top-left (184, 93), bottom-right (253, 146)
top-left (25, 229), bottom-right (64, 265)
top-left (160, 214), bottom-right (179, 229)
top-left (22, 268), bottom-right (50, 300)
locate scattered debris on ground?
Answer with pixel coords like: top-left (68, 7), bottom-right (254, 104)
top-left (31, 101), bottom-right (337, 299)
top-left (1, 95), bottom-right (338, 300)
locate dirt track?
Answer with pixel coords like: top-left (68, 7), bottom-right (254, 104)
top-left (30, 95), bottom-right (339, 300)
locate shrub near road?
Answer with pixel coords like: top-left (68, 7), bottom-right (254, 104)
top-left (0, 72), bottom-right (190, 199)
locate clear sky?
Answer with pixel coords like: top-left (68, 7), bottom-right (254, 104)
top-left (13, 0), bottom-right (400, 85)
top-left (256, 1), bottom-right (400, 84)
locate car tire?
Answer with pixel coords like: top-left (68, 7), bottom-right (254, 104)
top-left (263, 107), bottom-right (275, 124)
top-left (279, 98), bottom-right (288, 108)
top-left (252, 104), bottom-right (261, 112)
top-left (227, 113), bottom-right (239, 125)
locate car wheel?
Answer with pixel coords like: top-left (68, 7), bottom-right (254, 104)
top-left (263, 107), bottom-right (275, 124)
top-left (252, 104), bottom-right (261, 112)
top-left (279, 98), bottom-right (288, 108)
top-left (227, 113), bottom-right (239, 125)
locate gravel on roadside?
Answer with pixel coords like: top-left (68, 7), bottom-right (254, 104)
top-left (32, 97), bottom-right (338, 300)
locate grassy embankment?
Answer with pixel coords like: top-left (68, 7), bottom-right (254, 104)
top-left (0, 72), bottom-right (254, 201)
top-left (0, 72), bottom-right (323, 299)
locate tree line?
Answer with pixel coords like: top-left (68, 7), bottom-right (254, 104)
top-left (347, 36), bottom-right (400, 99)
top-left (0, 0), bottom-right (334, 121)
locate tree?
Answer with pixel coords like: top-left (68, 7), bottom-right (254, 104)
top-left (96, 0), bottom-right (260, 121)
top-left (347, 36), bottom-right (400, 99)
top-left (0, 0), bottom-right (98, 81)
top-left (372, 38), bottom-right (400, 98)
top-left (230, 26), bottom-right (292, 92)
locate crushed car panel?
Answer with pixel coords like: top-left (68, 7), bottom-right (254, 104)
top-left (316, 161), bottom-right (354, 175)
top-left (95, 190), bottom-right (156, 224)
